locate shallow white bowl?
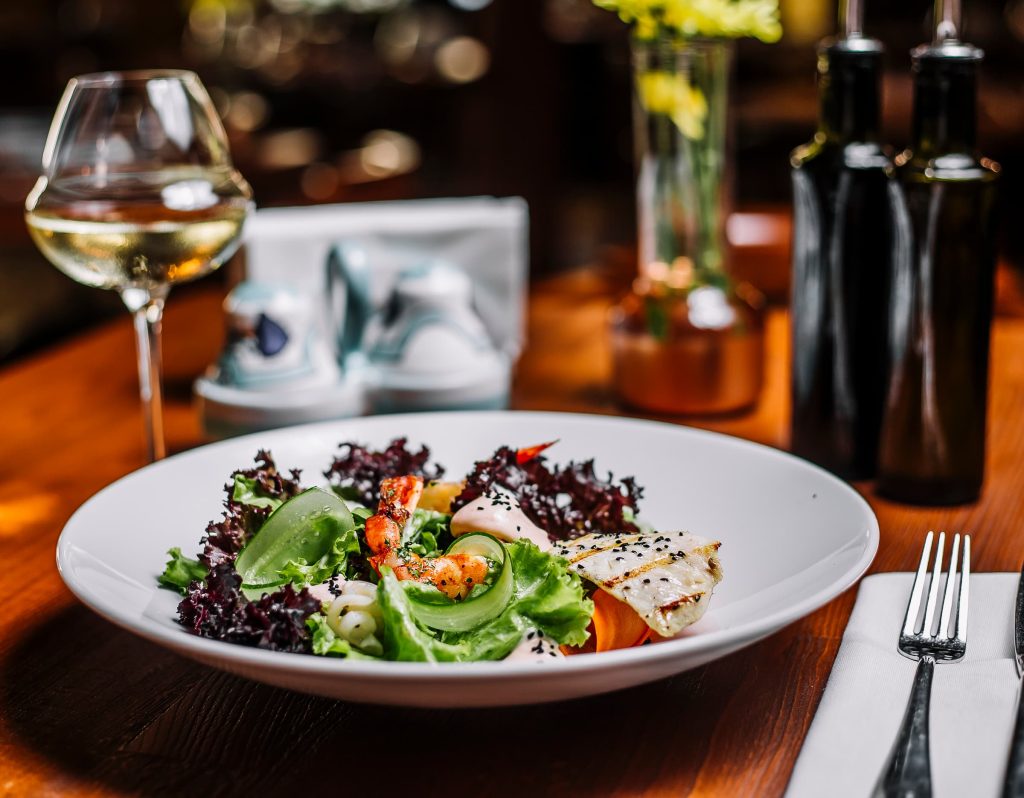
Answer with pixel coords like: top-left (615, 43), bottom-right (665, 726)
top-left (57, 411), bottom-right (877, 707)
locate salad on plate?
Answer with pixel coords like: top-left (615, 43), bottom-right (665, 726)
top-left (158, 438), bottom-right (723, 663)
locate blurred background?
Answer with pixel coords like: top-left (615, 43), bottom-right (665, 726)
top-left (1, 0), bottom-right (1021, 362)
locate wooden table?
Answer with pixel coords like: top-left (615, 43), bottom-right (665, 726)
top-left (3, 270), bottom-right (1024, 797)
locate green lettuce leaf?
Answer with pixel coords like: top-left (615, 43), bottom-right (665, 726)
top-left (403, 508), bottom-right (452, 556)
top-left (376, 540), bottom-right (593, 662)
top-left (306, 613), bottom-right (378, 660)
top-left (232, 474), bottom-right (285, 510)
top-left (505, 539), bottom-right (594, 647)
top-left (158, 547), bottom-right (208, 594)
top-left (377, 572), bottom-right (523, 662)
top-left (276, 527), bottom-right (361, 588)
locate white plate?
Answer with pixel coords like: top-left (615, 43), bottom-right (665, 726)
top-left (56, 411), bottom-right (878, 707)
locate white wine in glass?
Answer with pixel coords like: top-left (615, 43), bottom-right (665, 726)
top-left (25, 71), bottom-right (252, 461)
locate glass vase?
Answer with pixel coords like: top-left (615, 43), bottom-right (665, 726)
top-left (610, 36), bottom-right (764, 416)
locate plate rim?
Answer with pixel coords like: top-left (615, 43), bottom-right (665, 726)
top-left (56, 409), bottom-right (879, 680)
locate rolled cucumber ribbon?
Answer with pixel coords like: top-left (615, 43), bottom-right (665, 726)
top-left (406, 532), bottom-right (513, 632)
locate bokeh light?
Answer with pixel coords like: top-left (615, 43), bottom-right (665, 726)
top-left (435, 36), bottom-right (489, 84)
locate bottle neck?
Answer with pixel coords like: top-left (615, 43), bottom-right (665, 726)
top-left (817, 40), bottom-right (883, 143)
top-left (911, 49), bottom-right (980, 155)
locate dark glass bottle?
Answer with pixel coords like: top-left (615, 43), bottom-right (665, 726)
top-left (877, 39), bottom-right (999, 505)
top-left (790, 34), bottom-right (897, 479)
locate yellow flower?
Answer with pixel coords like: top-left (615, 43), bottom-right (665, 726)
top-left (637, 70), bottom-right (708, 139)
top-left (593, 0), bottom-right (782, 43)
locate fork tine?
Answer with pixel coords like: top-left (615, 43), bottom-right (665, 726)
top-left (939, 533), bottom-right (961, 638)
top-left (954, 534), bottom-right (971, 642)
top-left (902, 531), bottom-right (934, 636)
top-left (922, 531), bottom-right (946, 637)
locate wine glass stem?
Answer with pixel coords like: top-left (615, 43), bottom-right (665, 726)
top-left (124, 288), bottom-right (168, 462)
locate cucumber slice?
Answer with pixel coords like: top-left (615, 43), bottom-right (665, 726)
top-left (235, 487), bottom-right (355, 589)
top-left (405, 532), bottom-right (514, 632)
top-left (240, 581), bottom-right (287, 601)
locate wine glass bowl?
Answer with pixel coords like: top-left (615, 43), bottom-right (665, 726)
top-left (26, 70), bottom-right (250, 294)
top-left (25, 70), bottom-right (253, 461)
top-left (26, 170), bottom-right (250, 292)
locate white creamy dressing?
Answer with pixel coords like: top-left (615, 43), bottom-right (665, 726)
top-left (449, 487), bottom-right (552, 551)
top-left (504, 629), bottom-right (564, 662)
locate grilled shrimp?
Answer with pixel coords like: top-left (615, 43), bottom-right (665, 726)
top-left (366, 475), bottom-right (489, 600)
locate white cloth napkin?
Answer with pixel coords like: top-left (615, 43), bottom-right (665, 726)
top-left (786, 572), bottom-right (1020, 798)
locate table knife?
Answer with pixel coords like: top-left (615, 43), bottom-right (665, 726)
top-left (1003, 564), bottom-right (1024, 797)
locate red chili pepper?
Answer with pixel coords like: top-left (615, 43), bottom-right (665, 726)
top-left (515, 440), bottom-right (558, 465)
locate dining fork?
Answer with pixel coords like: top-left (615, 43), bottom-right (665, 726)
top-left (873, 531), bottom-right (971, 798)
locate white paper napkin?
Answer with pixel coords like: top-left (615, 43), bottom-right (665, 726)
top-left (243, 197), bottom-right (529, 358)
top-left (786, 572), bottom-right (1019, 798)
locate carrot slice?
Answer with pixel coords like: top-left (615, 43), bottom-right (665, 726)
top-left (560, 590), bottom-right (652, 655)
top-left (592, 588), bottom-right (651, 652)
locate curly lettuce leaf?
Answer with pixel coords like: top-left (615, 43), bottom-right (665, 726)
top-left (376, 540), bottom-right (593, 662)
top-left (403, 508), bottom-right (452, 557)
top-left (505, 540), bottom-right (593, 647)
top-left (324, 438), bottom-right (445, 506)
top-left (232, 474), bottom-right (286, 511)
top-left (158, 547), bottom-right (208, 594)
top-left (452, 445), bottom-right (643, 540)
top-left (276, 528), bottom-right (361, 588)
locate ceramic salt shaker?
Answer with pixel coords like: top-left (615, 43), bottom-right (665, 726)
top-left (364, 262), bottom-right (510, 412)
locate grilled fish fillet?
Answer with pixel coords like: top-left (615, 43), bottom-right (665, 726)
top-left (553, 531), bottom-right (722, 638)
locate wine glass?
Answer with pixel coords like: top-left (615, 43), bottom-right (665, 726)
top-left (25, 70), bottom-right (252, 462)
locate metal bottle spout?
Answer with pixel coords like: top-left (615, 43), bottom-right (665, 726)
top-left (934, 0), bottom-right (961, 42)
top-left (839, 0), bottom-right (863, 39)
